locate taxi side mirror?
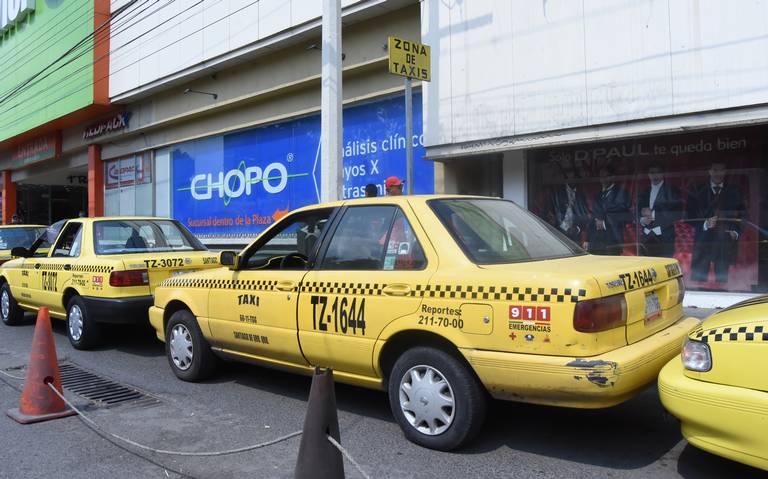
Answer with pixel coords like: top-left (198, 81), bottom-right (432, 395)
top-left (219, 251), bottom-right (240, 270)
top-left (10, 247), bottom-right (30, 258)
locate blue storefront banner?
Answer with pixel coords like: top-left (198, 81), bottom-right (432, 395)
top-left (172, 93), bottom-right (430, 237)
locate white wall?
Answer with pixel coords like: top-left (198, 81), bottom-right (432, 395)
top-left (422, 0), bottom-right (768, 147)
top-left (109, 0), bottom-right (364, 98)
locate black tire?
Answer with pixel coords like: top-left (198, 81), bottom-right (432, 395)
top-left (165, 309), bottom-right (216, 381)
top-left (67, 296), bottom-right (102, 350)
top-left (388, 346), bottom-right (487, 451)
top-left (0, 283), bottom-right (24, 326)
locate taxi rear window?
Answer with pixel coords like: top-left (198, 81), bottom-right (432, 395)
top-left (429, 198), bottom-right (584, 264)
top-left (93, 220), bottom-right (206, 255)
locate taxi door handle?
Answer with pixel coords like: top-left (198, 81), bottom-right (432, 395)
top-left (276, 280), bottom-right (296, 292)
top-left (63, 264), bottom-right (71, 271)
top-left (383, 284), bottom-right (411, 296)
top-left (34, 263), bottom-right (40, 270)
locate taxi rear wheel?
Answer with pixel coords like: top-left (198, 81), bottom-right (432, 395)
top-left (388, 347), bottom-right (487, 451)
top-left (0, 283), bottom-right (23, 326)
top-left (165, 310), bottom-right (216, 381)
top-left (67, 296), bottom-right (101, 350)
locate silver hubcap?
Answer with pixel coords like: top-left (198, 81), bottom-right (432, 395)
top-left (1, 290), bottom-right (9, 319)
top-left (170, 324), bottom-right (194, 371)
top-left (399, 365), bottom-right (455, 435)
top-left (68, 305), bottom-right (84, 341)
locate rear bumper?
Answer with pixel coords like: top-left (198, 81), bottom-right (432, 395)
top-left (659, 359), bottom-right (768, 471)
top-left (81, 295), bottom-right (154, 324)
top-left (464, 316), bottom-right (700, 408)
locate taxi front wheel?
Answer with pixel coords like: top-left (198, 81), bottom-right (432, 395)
top-left (67, 296), bottom-right (101, 350)
top-left (0, 283), bottom-right (23, 326)
top-left (388, 347), bottom-right (487, 451)
top-left (165, 310), bottom-right (216, 381)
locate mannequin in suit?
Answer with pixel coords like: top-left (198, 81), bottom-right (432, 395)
top-left (637, 164), bottom-right (682, 257)
top-left (686, 162), bottom-right (745, 282)
top-left (546, 159), bottom-right (589, 243)
top-left (587, 165), bottom-right (631, 255)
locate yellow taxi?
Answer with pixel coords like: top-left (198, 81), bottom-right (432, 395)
top-left (149, 196), bottom-right (699, 450)
top-left (659, 298), bottom-right (768, 471)
top-left (0, 217), bottom-right (219, 349)
top-left (0, 225), bottom-right (48, 265)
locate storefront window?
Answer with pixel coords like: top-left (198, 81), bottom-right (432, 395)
top-left (528, 127), bottom-right (768, 294)
top-left (104, 153), bottom-right (153, 216)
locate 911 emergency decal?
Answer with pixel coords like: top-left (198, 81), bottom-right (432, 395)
top-left (509, 305), bottom-right (551, 332)
top-left (310, 295), bottom-right (366, 335)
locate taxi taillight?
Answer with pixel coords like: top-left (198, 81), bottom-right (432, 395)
top-left (109, 269), bottom-right (149, 287)
top-left (573, 295), bottom-right (627, 333)
top-left (677, 277), bottom-right (686, 305)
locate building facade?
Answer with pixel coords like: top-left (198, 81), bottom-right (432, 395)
top-left (422, 0), bottom-right (768, 307)
top-left (0, 0), bottom-right (112, 224)
top-left (0, 0), bottom-right (431, 246)
top-left (100, 0), bottom-right (430, 246)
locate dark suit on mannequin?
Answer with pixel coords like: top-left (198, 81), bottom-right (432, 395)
top-left (548, 184), bottom-right (589, 243)
top-left (637, 179), bottom-right (682, 257)
top-left (686, 176), bottom-right (745, 283)
top-left (588, 182), bottom-right (631, 256)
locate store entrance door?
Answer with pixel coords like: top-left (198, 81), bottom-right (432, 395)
top-left (17, 183), bottom-right (87, 225)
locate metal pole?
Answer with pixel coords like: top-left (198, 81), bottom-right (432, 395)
top-left (320, 0), bottom-right (343, 202)
top-left (405, 77), bottom-right (413, 195)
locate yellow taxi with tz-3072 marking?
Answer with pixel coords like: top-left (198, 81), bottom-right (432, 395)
top-left (149, 195), bottom-right (699, 450)
top-left (659, 297), bottom-right (768, 471)
top-left (0, 217), bottom-right (220, 349)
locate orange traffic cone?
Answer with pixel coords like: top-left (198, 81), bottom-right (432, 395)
top-left (6, 307), bottom-right (75, 424)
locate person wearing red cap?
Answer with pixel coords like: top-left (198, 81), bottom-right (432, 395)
top-left (385, 176), bottom-right (404, 196)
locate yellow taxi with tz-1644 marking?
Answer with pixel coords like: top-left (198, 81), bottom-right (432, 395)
top-left (659, 297), bottom-right (768, 471)
top-left (149, 195), bottom-right (699, 450)
top-left (0, 217), bottom-right (220, 349)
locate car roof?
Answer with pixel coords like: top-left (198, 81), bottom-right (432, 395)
top-left (0, 224), bottom-right (47, 228)
top-left (289, 194), bottom-right (497, 214)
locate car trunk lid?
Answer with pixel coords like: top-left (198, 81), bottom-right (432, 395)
top-left (120, 251), bottom-right (220, 291)
top-left (588, 256), bottom-right (684, 345)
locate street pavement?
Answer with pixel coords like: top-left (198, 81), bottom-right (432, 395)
top-left (0, 308), bottom-right (764, 479)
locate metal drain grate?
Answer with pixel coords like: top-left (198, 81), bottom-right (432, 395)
top-left (59, 363), bottom-right (159, 408)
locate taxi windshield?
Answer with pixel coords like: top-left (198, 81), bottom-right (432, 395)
top-left (0, 227), bottom-right (47, 250)
top-left (93, 220), bottom-right (206, 255)
top-left (429, 198), bottom-right (585, 264)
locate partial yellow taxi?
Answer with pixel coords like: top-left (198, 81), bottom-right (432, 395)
top-left (149, 196), bottom-right (699, 450)
top-left (0, 224), bottom-right (48, 265)
top-left (659, 298), bottom-right (768, 471)
top-left (0, 217), bottom-right (219, 349)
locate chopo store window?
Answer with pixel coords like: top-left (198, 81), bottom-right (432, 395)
top-left (527, 127), bottom-right (768, 294)
top-left (104, 154), bottom-right (153, 216)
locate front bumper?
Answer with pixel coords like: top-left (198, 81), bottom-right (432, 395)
top-left (464, 316), bottom-right (700, 408)
top-left (659, 358), bottom-right (768, 471)
top-left (81, 295), bottom-right (154, 324)
top-left (148, 306), bottom-right (164, 341)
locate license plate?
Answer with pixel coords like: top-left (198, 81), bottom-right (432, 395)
top-left (644, 292), bottom-right (661, 324)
